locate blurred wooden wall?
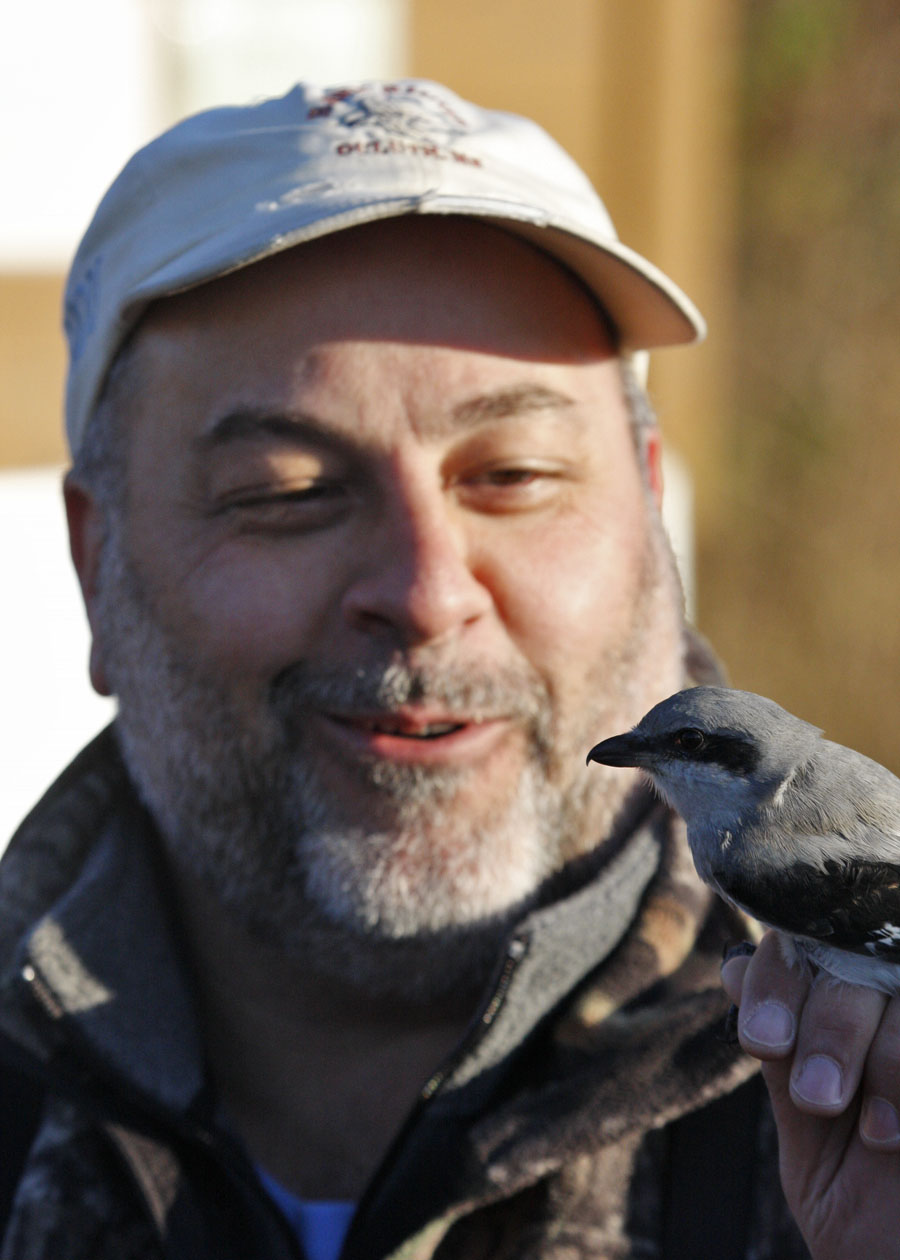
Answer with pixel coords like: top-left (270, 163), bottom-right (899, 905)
top-left (0, 275), bottom-right (67, 467)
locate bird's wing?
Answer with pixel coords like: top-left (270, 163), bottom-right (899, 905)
top-left (718, 854), bottom-right (900, 959)
top-left (808, 742), bottom-right (900, 847)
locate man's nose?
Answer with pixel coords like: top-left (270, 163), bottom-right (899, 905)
top-left (341, 484), bottom-right (493, 646)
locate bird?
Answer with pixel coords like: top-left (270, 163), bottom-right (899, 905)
top-left (586, 686), bottom-right (900, 995)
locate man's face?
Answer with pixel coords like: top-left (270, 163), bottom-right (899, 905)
top-left (79, 219), bottom-right (685, 996)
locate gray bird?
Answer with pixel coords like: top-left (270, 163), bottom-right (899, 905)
top-left (587, 686), bottom-right (900, 994)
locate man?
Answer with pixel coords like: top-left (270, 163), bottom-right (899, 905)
top-left (1, 79), bottom-right (897, 1260)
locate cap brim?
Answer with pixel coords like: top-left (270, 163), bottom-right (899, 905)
top-left (491, 217), bottom-right (706, 348)
top-left (123, 199), bottom-right (706, 355)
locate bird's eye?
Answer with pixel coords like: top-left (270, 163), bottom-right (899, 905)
top-left (673, 728), bottom-right (706, 753)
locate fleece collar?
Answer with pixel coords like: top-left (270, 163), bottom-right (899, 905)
top-left (0, 731), bottom-right (206, 1115)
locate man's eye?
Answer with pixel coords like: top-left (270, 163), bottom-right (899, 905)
top-left (454, 463), bottom-right (564, 513)
top-left (483, 468), bottom-right (544, 486)
top-left (218, 482), bottom-right (347, 530)
top-left (464, 464), bottom-right (561, 493)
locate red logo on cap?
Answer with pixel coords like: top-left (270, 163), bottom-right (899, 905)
top-left (306, 82), bottom-right (480, 165)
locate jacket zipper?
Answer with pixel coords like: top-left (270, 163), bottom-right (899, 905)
top-left (420, 934), bottom-right (529, 1101)
top-left (340, 931), bottom-right (531, 1258)
top-left (20, 964), bottom-right (65, 1021)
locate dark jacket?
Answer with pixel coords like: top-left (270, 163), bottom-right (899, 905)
top-left (0, 728), bottom-right (809, 1259)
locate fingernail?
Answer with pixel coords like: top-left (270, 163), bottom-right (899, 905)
top-left (862, 1097), bottom-right (900, 1146)
top-left (742, 1001), bottom-right (795, 1049)
top-left (793, 1055), bottom-right (843, 1108)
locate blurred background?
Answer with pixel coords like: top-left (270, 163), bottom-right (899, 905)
top-left (2, 0), bottom-right (899, 841)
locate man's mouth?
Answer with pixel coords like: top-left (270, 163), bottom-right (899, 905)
top-left (349, 716), bottom-right (468, 740)
top-left (316, 707), bottom-right (509, 764)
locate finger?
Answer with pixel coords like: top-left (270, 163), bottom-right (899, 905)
top-left (860, 995), bottom-right (900, 1151)
top-left (721, 944), bottom-right (754, 1005)
top-left (790, 971), bottom-right (887, 1116)
top-left (759, 1054), bottom-right (862, 1219)
top-left (734, 930), bottom-right (810, 1061)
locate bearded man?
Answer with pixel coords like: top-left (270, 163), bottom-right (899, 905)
top-left (1, 80), bottom-right (897, 1260)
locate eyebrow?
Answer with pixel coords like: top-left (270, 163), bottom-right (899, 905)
top-left (195, 383), bottom-right (578, 451)
top-left (194, 409), bottom-right (327, 452)
top-left (449, 384), bottom-right (576, 428)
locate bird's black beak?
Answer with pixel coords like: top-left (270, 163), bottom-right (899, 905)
top-left (586, 732), bottom-right (649, 768)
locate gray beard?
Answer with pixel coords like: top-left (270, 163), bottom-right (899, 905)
top-left (95, 509), bottom-right (684, 1002)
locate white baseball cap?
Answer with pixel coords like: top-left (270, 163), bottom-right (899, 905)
top-left (63, 78), bottom-right (705, 457)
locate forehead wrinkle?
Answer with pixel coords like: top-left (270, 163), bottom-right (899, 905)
top-left (414, 382), bottom-right (579, 441)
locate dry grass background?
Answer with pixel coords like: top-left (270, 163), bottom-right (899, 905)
top-left (699, 0), bottom-right (900, 765)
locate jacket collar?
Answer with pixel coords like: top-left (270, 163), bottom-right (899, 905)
top-left (0, 729), bottom-right (206, 1116)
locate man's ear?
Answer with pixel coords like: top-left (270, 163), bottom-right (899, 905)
top-left (63, 473), bottom-right (113, 697)
top-left (643, 428), bottom-right (664, 509)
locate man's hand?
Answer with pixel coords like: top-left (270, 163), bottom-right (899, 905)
top-left (723, 931), bottom-right (900, 1260)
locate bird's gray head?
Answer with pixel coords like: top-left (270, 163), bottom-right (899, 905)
top-left (586, 686), bottom-right (824, 822)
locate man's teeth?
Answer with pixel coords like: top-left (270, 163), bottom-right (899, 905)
top-left (368, 720), bottom-right (464, 738)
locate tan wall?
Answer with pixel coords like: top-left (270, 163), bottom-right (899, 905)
top-left (0, 274), bottom-right (67, 468)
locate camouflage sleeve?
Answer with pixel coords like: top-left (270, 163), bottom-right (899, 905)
top-left (1, 1101), bottom-right (162, 1260)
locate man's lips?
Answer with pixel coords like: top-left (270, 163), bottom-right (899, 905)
top-left (316, 706), bottom-right (510, 764)
top-left (336, 712), bottom-right (466, 737)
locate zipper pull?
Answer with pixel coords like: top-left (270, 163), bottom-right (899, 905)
top-left (21, 963), bottom-right (65, 1021)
